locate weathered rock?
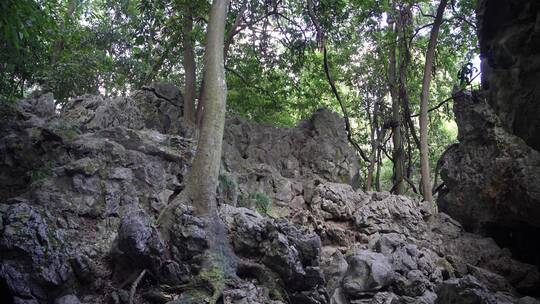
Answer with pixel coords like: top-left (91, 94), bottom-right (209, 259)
top-left (61, 82), bottom-right (191, 136)
top-left (18, 93), bottom-right (56, 118)
top-left (54, 294), bottom-right (81, 304)
top-left (2, 83), bottom-right (539, 304)
top-left (322, 250), bottom-right (349, 296)
top-left (519, 297), bottom-right (540, 304)
top-left (438, 0), bottom-right (540, 274)
top-left (222, 280), bottom-right (286, 304)
top-left (342, 250), bottom-right (394, 298)
top-left (436, 275), bottom-right (497, 304)
top-left (311, 183), bottom-right (364, 222)
top-left (438, 92), bottom-right (540, 234)
top-left (477, 0), bottom-right (540, 151)
top-left (220, 204), bottom-right (326, 300)
top-left (0, 202), bottom-right (72, 302)
top-left (111, 205), bottom-right (164, 283)
top-left (222, 108), bottom-right (361, 215)
top-left (349, 291), bottom-right (399, 304)
top-left (354, 193), bottom-right (428, 237)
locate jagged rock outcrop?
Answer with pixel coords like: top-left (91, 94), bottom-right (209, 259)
top-left (438, 0), bottom-right (540, 270)
top-left (1, 85), bottom-right (539, 303)
top-left (0, 85), bottom-right (351, 304)
top-left (220, 108), bottom-right (360, 218)
top-left (438, 92), bottom-right (540, 242)
top-left (477, 0), bottom-right (540, 151)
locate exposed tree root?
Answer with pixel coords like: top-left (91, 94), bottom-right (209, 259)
top-left (129, 269), bottom-right (147, 304)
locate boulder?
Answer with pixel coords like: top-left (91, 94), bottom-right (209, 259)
top-left (0, 202), bottom-right (72, 302)
top-left (436, 276), bottom-right (496, 304)
top-left (342, 250), bottom-right (394, 298)
top-left (54, 294), bottom-right (81, 304)
top-left (438, 0), bottom-right (540, 272)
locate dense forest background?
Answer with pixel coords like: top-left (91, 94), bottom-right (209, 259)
top-left (0, 0), bottom-right (479, 196)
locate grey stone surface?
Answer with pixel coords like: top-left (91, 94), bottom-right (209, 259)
top-left (1, 84), bottom-right (539, 304)
top-left (437, 0), bottom-right (540, 285)
top-left (342, 250), bottom-right (394, 297)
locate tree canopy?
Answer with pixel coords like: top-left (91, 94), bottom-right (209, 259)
top-left (0, 0), bottom-right (479, 196)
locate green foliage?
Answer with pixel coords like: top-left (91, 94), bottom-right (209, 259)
top-left (52, 121), bottom-right (81, 141)
top-left (238, 191), bottom-right (271, 215)
top-left (219, 174), bottom-right (236, 192)
top-left (0, 0), bottom-right (478, 194)
top-left (28, 161), bottom-right (53, 183)
top-left (218, 174), bottom-right (237, 205)
top-left (0, 0), bottom-right (57, 101)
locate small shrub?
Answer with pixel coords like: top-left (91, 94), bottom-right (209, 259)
top-left (29, 161), bottom-right (53, 183)
top-left (249, 192), bottom-right (270, 215)
top-left (218, 174), bottom-right (237, 205)
top-left (218, 174), bottom-right (236, 193)
top-left (53, 121), bottom-right (81, 141)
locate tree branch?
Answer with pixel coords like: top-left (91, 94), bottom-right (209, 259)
top-left (306, 0), bottom-right (369, 162)
top-left (410, 71), bottom-right (480, 118)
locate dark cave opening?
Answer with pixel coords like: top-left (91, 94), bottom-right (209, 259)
top-left (0, 278), bottom-right (14, 304)
top-left (482, 221), bottom-right (540, 295)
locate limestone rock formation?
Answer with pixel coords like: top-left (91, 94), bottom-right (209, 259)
top-left (438, 0), bottom-right (540, 269)
top-left (477, 0), bottom-right (540, 151)
top-left (221, 108), bottom-right (361, 218)
top-left (1, 84), bottom-right (539, 303)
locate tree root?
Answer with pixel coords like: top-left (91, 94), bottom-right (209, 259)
top-left (237, 260), bottom-right (287, 301)
top-left (129, 269), bottom-right (147, 304)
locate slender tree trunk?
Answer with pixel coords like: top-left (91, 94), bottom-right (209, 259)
top-left (51, 0), bottom-right (77, 66)
top-left (183, 4), bottom-right (197, 124)
top-left (196, 2), bottom-right (246, 128)
top-left (188, 0), bottom-right (233, 299)
top-left (388, 15), bottom-right (405, 194)
top-left (419, 0), bottom-right (448, 203)
top-left (158, 1), bottom-right (233, 301)
top-left (366, 122), bottom-right (376, 191)
top-left (375, 148), bottom-right (382, 192)
top-left (188, 0), bottom-right (229, 215)
top-left (397, 5), bottom-right (420, 150)
top-left (366, 97), bottom-right (381, 191)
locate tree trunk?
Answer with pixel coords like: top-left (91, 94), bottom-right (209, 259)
top-left (51, 0), bottom-right (77, 66)
top-left (396, 5), bottom-right (420, 150)
top-left (388, 15), bottom-right (405, 195)
top-left (188, 0), bottom-right (229, 215)
top-left (183, 4), bottom-right (197, 124)
top-left (158, 1), bottom-right (234, 301)
top-left (366, 97), bottom-right (381, 191)
top-left (375, 148), bottom-right (382, 192)
top-left (195, 2), bottom-right (246, 128)
top-left (188, 0), bottom-right (233, 300)
top-left (419, 0), bottom-right (448, 204)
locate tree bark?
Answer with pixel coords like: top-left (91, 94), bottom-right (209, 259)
top-left (158, 1), bottom-right (234, 301)
top-left (51, 0), bottom-right (77, 66)
top-left (187, 0), bottom-right (234, 300)
top-left (366, 109), bottom-right (376, 191)
top-left (183, 4), bottom-right (197, 124)
top-left (375, 147), bottom-right (382, 192)
top-left (196, 1), bottom-right (247, 128)
top-left (397, 5), bottom-right (420, 150)
top-left (419, 0), bottom-right (448, 203)
top-left (366, 97), bottom-right (382, 191)
top-left (388, 14), bottom-right (405, 195)
top-left (188, 0), bottom-right (229, 215)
